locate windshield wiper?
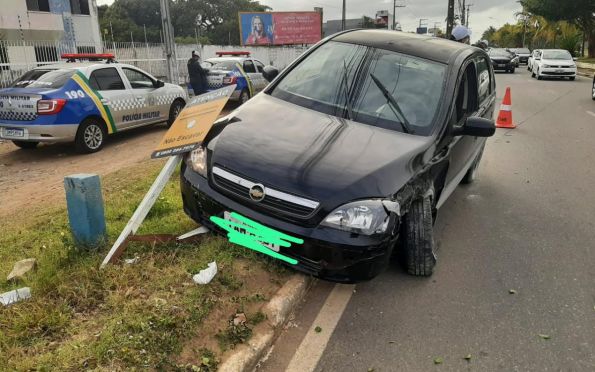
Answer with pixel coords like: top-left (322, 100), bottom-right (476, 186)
top-left (369, 73), bottom-right (412, 134)
top-left (341, 60), bottom-right (354, 120)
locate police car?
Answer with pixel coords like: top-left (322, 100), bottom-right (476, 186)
top-left (203, 51), bottom-right (268, 104)
top-left (0, 53), bottom-right (187, 153)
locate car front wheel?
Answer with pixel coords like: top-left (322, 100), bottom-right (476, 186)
top-left (167, 99), bottom-right (185, 128)
top-left (401, 194), bottom-right (437, 276)
top-left (12, 140), bottom-right (38, 149)
top-left (75, 118), bottom-right (107, 153)
top-left (536, 68), bottom-right (542, 80)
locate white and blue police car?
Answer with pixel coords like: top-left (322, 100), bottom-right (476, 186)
top-left (0, 53), bottom-right (187, 153)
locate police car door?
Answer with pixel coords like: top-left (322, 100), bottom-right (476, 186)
top-left (88, 67), bottom-right (139, 130)
top-left (122, 67), bottom-right (167, 126)
top-left (242, 59), bottom-right (260, 95)
top-left (253, 60), bottom-right (268, 91)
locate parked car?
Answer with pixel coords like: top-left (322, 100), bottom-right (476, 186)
top-left (488, 48), bottom-right (517, 73)
top-left (531, 49), bottom-right (577, 80)
top-left (203, 51), bottom-right (268, 104)
top-left (0, 53), bottom-right (186, 152)
top-left (180, 30), bottom-right (496, 282)
top-left (507, 47), bottom-right (531, 65)
top-left (528, 49), bottom-right (542, 71)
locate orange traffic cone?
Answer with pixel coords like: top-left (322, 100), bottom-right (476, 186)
top-left (496, 87), bottom-right (515, 128)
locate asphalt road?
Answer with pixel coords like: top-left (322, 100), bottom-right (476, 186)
top-left (258, 70), bottom-right (595, 371)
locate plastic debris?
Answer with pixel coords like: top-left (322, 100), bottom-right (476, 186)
top-left (192, 261), bottom-right (217, 285)
top-left (7, 258), bottom-right (36, 281)
top-left (177, 226), bottom-right (209, 240)
top-left (124, 256), bottom-right (140, 265)
top-left (0, 287), bottom-right (31, 306)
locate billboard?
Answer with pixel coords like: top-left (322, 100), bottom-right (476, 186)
top-left (239, 12), bottom-right (322, 46)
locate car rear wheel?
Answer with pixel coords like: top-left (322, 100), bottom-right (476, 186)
top-left (592, 77), bottom-right (595, 100)
top-left (12, 140), bottom-right (38, 149)
top-left (75, 118), bottom-right (107, 153)
top-left (510, 67), bottom-right (515, 73)
top-left (462, 144), bottom-right (485, 184)
top-left (401, 194), bottom-right (436, 276)
top-left (167, 99), bottom-right (185, 128)
top-left (239, 89), bottom-right (250, 105)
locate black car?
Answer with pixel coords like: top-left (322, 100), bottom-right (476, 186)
top-left (488, 48), bottom-right (516, 72)
top-left (508, 47), bottom-right (531, 64)
top-left (181, 30), bottom-right (496, 282)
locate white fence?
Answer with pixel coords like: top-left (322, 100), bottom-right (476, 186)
top-left (0, 40), bottom-right (308, 87)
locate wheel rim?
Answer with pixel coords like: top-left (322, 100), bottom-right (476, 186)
top-left (173, 103), bottom-right (182, 118)
top-left (84, 124), bottom-right (103, 150)
top-left (592, 81), bottom-right (595, 98)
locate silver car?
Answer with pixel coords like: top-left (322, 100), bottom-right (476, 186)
top-left (0, 58), bottom-right (187, 153)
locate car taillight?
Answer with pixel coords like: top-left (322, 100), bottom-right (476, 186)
top-left (223, 75), bottom-right (237, 85)
top-left (37, 99), bottom-right (67, 115)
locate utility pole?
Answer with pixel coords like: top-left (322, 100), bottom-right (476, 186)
top-left (466, 3), bottom-right (473, 27)
top-left (461, 0), bottom-right (466, 28)
top-left (392, 1), bottom-right (406, 31)
top-left (446, 0), bottom-right (455, 38)
top-left (159, 0), bottom-right (177, 84)
top-left (341, 0), bottom-right (346, 31)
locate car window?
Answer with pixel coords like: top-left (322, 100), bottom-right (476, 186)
top-left (89, 68), bottom-right (125, 91)
top-left (453, 63), bottom-right (479, 126)
top-left (271, 40), bottom-right (446, 136)
top-left (255, 60), bottom-right (265, 73)
top-left (123, 68), bottom-right (154, 89)
top-left (243, 60), bottom-right (256, 73)
top-left (476, 57), bottom-right (491, 104)
top-left (11, 69), bottom-right (73, 88)
top-left (206, 60), bottom-right (238, 71)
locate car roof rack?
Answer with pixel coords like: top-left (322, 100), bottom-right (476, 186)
top-left (215, 51), bottom-right (251, 57)
top-left (61, 53), bottom-right (117, 63)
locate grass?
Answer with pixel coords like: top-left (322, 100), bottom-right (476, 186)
top-left (577, 57), bottom-right (595, 64)
top-left (0, 159), bottom-right (288, 370)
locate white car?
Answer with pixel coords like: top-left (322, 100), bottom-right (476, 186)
top-left (527, 49), bottom-right (540, 72)
top-left (531, 49), bottom-right (577, 80)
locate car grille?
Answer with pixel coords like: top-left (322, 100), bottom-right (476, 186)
top-left (211, 166), bottom-right (320, 218)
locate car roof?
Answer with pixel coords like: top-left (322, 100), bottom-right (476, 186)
top-left (206, 57), bottom-right (248, 62)
top-left (330, 29), bottom-right (473, 64)
top-left (32, 62), bottom-right (142, 71)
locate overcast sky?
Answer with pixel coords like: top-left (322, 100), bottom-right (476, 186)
top-left (96, 0), bottom-right (522, 42)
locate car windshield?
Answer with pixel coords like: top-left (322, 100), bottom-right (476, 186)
top-left (489, 49), bottom-right (512, 57)
top-left (205, 60), bottom-right (239, 71)
top-left (270, 41), bottom-right (446, 135)
top-left (11, 69), bottom-right (74, 89)
top-left (542, 50), bottom-right (572, 60)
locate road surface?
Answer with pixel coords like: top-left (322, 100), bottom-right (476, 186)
top-left (258, 71), bottom-right (595, 371)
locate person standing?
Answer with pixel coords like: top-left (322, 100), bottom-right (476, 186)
top-left (187, 51), bottom-right (207, 96)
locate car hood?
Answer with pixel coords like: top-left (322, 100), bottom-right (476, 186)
top-left (541, 59), bottom-right (575, 67)
top-left (209, 94), bottom-right (434, 210)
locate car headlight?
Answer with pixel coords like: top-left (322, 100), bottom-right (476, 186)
top-left (187, 146), bottom-right (207, 177)
top-left (321, 199), bottom-right (398, 235)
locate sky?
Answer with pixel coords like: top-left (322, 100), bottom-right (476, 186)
top-left (96, 0), bottom-right (523, 42)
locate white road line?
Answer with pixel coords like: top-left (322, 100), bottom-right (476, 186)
top-left (285, 283), bottom-right (355, 372)
top-left (587, 111), bottom-right (595, 118)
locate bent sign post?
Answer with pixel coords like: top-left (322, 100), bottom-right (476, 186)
top-left (101, 85), bottom-right (236, 268)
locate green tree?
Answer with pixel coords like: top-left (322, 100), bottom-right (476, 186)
top-left (481, 26), bottom-right (497, 42)
top-left (521, 0), bottom-right (595, 57)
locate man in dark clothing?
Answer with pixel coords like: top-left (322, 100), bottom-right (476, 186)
top-left (187, 51), bottom-right (207, 96)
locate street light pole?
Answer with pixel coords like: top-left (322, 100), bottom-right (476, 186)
top-left (392, 1), bottom-right (406, 31)
top-left (159, 0), bottom-right (177, 84)
top-left (342, 0), bottom-right (346, 31)
top-left (446, 0), bottom-right (455, 38)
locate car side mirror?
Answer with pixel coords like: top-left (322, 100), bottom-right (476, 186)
top-left (453, 116), bottom-right (495, 137)
top-left (573, 57), bottom-right (578, 61)
top-left (262, 65), bottom-right (279, 82)
top-left (154, 80), bottom-right (165, 88)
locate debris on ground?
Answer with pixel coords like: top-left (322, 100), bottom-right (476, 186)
top-left (233, 312), bottom-right (247, 326)
top-left (464, 354), bottom-right (472, 361)
top-left (538, 334), bottom-right (551, 340)
top-left (192, 261), bottom-right (217, 284)
top-left (314, 326), bottom-right (322, 333)
top-left (509, 289), bottom-right (517, 294)
top-left (0, 287), bottom-right (31, 306)
top-left (433, 357), bottom-right (443, 364)
top-left (124, 256), bottom-right (140, 265)
top-left (6, 258), bottom-right (37, 281)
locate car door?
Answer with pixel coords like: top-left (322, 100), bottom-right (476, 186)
top-left (88, 67), bottom-right (139, 130)
top-left (253, 60), bottom-right (268, 92)
top-left (121, 67), bottom-right (168, 126)
top-left (242, 59), bottom-right (260, 95)
top-left (442, 58), bottom-right (484, 188)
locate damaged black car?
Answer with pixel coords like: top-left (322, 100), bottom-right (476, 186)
top-left (180, 30), bottom-right (496, 282)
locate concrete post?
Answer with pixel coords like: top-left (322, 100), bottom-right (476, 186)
top-left (64, 174), bottom-right (107, 247)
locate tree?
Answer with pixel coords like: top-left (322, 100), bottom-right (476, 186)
top-left (521, 0), bottom-right (595, 57)
top-left (361, 16), bottom-right (376, 29)
top-left (481, 26), bottom-right (497, 41)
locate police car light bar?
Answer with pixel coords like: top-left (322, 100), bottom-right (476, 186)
top-left (61, 53), bottom-right (116, 63)
top-left (215, 51), bottom-right (251, 57)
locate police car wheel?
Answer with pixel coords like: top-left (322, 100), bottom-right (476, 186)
top-left (12, 140), bottom-right (38, 149)
top-left (240, 89), bottom-right (250, 104)
top-left (167, 100), bottom-right (185, 128)
top-left (75, 119), bottom-right (106, 153)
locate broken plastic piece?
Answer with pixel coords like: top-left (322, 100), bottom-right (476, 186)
top-left (177, 226), bottom-right (210, 241)
top-left (0, 287), bottom-right (31, 306)
top-left (124, 256), bottom-right (140, 265)
top-left (192, 261), bottom-right (217, 285)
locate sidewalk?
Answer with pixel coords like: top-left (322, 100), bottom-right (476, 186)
top-left (576, 61), bottom-right (595, 78)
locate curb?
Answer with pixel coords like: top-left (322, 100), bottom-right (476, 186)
top-left (218, 273), bottom-right (314, 372)
top-left (577, 68), bottom-right (594, 78)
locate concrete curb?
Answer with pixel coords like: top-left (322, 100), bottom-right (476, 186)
top-left (218, 274), bottom-right (314, 372)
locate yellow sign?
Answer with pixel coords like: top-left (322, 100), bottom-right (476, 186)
top-left (152, 85), bottom-right (236, 158)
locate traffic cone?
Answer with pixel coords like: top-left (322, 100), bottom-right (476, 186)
top-left (496, 87), bottom-right (515, 128)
